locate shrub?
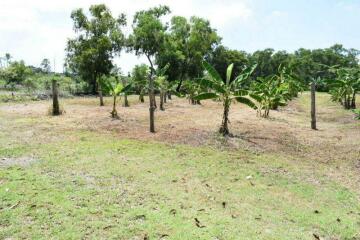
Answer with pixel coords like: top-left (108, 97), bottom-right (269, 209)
top-left (353, 109), bottom-right (360, 120)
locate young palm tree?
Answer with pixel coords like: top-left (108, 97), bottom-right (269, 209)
top-left (194, 61), bottom-right (257, 136)
top-left (102, 79), bottom-right (131, 118)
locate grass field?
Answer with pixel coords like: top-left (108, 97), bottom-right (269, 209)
top-left (0, 93), bottom-right (359, 239)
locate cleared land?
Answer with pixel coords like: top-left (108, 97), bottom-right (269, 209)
top-left (0, 93), bottom-right (359, 239)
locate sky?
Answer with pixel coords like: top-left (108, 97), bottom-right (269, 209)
top-left (1, 0), bottom-right (360, 73)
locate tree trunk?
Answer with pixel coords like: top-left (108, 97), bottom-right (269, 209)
top-left (111, 95), bottom-right (118, 118)
top-left (124, 95), bottom-right (129, 107)
top-left (139, 93), bottom-right (145, 103)
top-left (153, 95), bottom-right (157, 109)
top-left (351, 92), bottom-right (356, 109)
top-left (92, 75), bottom-right (97, 95)
top-left (164, 92), bottom-right (167, 103)
top-left (149, 91), bottom-right (155, 133)
top-left (52, 79), bottom-right (61, 116)
top-left (98, 83), bottom-right (104, 106)
top-left (311, 82), bottom-right (317, 130)
top-left (345, 95), bottom-right (351, 109)
top-left (160, 92), bottom-right (165, 111)
top-left (168, 93), bottom-right (172, 100)
top-left (146, 55), bottom-right (156, 133)
top-left (263, 108), bottom-right (270, 118)
top-left (219, 99), bottom-right (230, 136)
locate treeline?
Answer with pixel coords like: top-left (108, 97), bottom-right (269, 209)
top-left (62, 4), bottom-right (359, 96)
top-left (209, 45), bottom-right (359, 92)
top-left (1, 5), bottom-right (359, 111)
top-left (1, 4), bottom-right (359, 132)
top-left (0, 56), bottom-right (85, 95)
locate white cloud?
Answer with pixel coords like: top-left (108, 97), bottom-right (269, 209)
top-left (0, 0), bottom-right (252, 72)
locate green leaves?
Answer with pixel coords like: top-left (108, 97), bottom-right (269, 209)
top-left (329, 66), bottom-right (360, 109)
top-left (226, 63), bottom-right (234, 86)
top-left (193, 92), bottom-right (219, 101)
top-left (101, 77), bottom-right (132, 97)
top-left (66, 4), bottom-right (127, 94)
top-left (233, 64), bottom-right (257, 86)
top-left (249, 74), bottom-right (292, 117)
top-left (249, 93), bottom-right (262, 103)
top-left (197, 78), bottom-right (226, 94)
top-left (234, 96), bottom-right (257, 109)
top-left (202, 61), bottom-right (223, 84)
top-left (114, 84), bottom-right (124, 95)
top-left (130, 6), bottom-right (170, 57)
top-left (121, 83), bottom-right (132, 94)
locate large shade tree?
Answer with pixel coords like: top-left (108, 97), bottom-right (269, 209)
top-left (156, 16), bottom-right (221, 91)
top-left (65, 4), bottom-right (126, 106)
top-left (207, 45), bottom-right (249, 81)
top-left (128, 5), bottom-right (170, 133)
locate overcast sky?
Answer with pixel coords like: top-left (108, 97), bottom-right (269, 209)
top-left (1, 0), bottom-right (360, 73)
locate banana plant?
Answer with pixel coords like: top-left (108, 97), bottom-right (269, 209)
top-left (276, 65), bottom-right (304, 100)
top-left (102, 79), bottom-right (131, 118)
top-left (154, 64), bottom-right (170, 111)
top-left (194, 61), bottom-right (257, 136)
top-left (329, 67), bottom-right (360, 109)
top-left (183, 79), bottom-right (203, 105)
top-left (250, 76), bottom-right (288, 118)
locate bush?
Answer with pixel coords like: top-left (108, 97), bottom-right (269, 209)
top-left (353, 109), bottom-right (360, 120)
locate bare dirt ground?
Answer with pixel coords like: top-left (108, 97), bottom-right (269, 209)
top-left (0, 156), bottom-right (37, 168)
top-left (1, 93), bottom-right (359, 188)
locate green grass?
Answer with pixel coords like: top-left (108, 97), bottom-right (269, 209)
top-left (0, 93), bottom-right (359, 239)
top-left (1, 129), bottom-right (359, 239)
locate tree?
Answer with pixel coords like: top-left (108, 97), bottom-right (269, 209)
top-left (101, 78), bottom-right (131, 118)
top-left (128, 5), bottom-right (171, 133)
top-left (194, 62), bottom-right (257, 136)
top-left (249, 49), bottom-right (276, 79)
top-left (207, 45), bottom-right (249, 81)
top-left (41, 58), bottom-right (51, 73)
top-left (1, 61), bottom-right (32, 87)
top-left (131, 64), bottom-right (149, 103)
top-left (5, 53), bottom-right (12, 67)
top-left (66, 4), bottom-right (126, 106)
top-left (156, 16), bottom-right (221, 91)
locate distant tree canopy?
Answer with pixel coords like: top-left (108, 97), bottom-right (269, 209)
top-left (2, 4), bottom-right (359, 99)
top-left (40, 58), bottom-right (51, 74)
top-left (207, 45), bottom-right (249, 82)
top-left (65, 4), bottom-right (126, 94)
top-left (0, 60), bottom-right (32, 87)
top-left (205, 44), bottom-right (360, 92)
top-left (156, 15), bottom-right (221, 89)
